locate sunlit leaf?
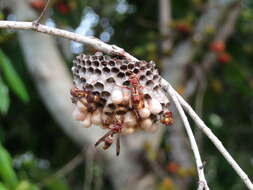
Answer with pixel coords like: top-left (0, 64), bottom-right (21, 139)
top-left (0, 144), bottom-right (18, 189)
top-left (0, 49), bottom-right (29, 103)
top-left (16, 181), bottom-right (40, 190)
top-left (0, 183), bottom-right (8, 190)
top-left (0, 78), bottom-right (10, 115)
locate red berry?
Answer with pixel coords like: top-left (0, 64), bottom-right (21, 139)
top-left (210, 41), bottom-right (225, 52)
top-left (175, 23), bottom-right (191, 34)
top-left (218, 52), bottom-right (231, 64)
top-left (166, 162), bottom-right (179, 174)
top-left (56, 2), bottom-right (71, 14)
top-left (30, 0), bottom-right (45, 11)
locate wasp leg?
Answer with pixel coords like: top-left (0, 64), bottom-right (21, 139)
top-left (95, 130), bottom-right (114, 147)
top-left (116, 84), bottom-right (131, 90)
top-left (103, 136), bottom-right (113, 150)
top-left (128, 98), bottom-right (140, 119)
top-left (134, 109), bottom-right (141, 119)
top-left (79, 98), bottom-right (88, 107)
top-left (116, 134), bottom-right (121, 156)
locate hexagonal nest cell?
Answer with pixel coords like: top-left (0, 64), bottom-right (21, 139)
top-left (70, 52), bottom-right (173, 154)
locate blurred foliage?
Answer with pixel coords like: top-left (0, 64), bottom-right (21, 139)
top-left (0, 50), bottom-right (29, 104)
top-left (0, 77), bottom-right (10, 115)
top-left (0, 0), bottom-right (253, 190)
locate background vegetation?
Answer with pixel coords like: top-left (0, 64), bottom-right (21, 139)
top-left (0, 0), bottom-right (252, 189)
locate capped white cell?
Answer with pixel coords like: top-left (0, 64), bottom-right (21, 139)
top-left (80, 113), bottom-right (92, 128)
top-left (138, 107), bottom-right (151, 118)
top-left (91, 109), bottom-right (102, 125)
top-left (121, 127), bottom-right (135, 135)
top-left (72, 107), bottom-right (86, 121)
top-left (149, 98), bottom-right (162, 114)
top-left (141, 118), bottom-right (153, 130)
top-left (124, 111), bottom-right (137, 127)
top-left (111, 87), bottom-right (124, 104)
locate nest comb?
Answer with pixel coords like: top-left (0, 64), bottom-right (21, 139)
top-left (70, 52), bottom-right (173, 154)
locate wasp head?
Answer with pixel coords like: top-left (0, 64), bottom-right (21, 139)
top-left (129, 75), bottom-right (140, 87)
top-left (70, 87), bottom-right (87, 98)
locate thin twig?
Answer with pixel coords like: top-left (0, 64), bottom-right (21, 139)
top-left (83, 147), bottom-right (96, 190)
top-left (194, 80), bottom-right (207, 150)
top-left (54, 153), bottom-right (83, 177)
top-left (161, 78), bottom-right (253, 190)
top-left (163, 0), bottom-right (231, 84)
top-left (38, 148), bottom-right (86, 187)
top-left (194, 80), bottom-right (207, 118)
top-left (184, 1), bottom-right (241, 99)
top-left (166, 81), bottom-right (209, 190)
top-left (159, 0), bottom-right (172, 52)
top-left (0, 21), bottom-right (138, 62)
top-left (33, 0), bottom-right (51, 25)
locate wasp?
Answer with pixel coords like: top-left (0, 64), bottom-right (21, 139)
top-left (70, 87), bottom-right (100, 112)
top-left (161, 111), bottom-right (174, 126)
top-left (95, 115), bottom-right (123, 156)
top-left (70, 87), bottom-right (86, 98)
top-left (128, 74), bottom-right (144, 108)
top-left (122, 74), bottom-right (145, 118)
top-left (70, 87), bottom-right (100, 102)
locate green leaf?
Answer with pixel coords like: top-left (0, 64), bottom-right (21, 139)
top-left (0, 144), bottom-right (18, 189)
top-left (16, 181), bottom-right (40, 190)
top-left (46, 178), bottom-right (70, 190)
top-left (0, 49), bottom-right (29, 103)
top-left (0, 77), bottom-right (10, 115)
top-left (0, 183), bottom-right (9, 190)
top-left (0, 12), bottom-right (4, 20)
top-left (27, 184), bottom-right (40, 190)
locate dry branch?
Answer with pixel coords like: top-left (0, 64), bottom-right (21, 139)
top-left (167, 83), bottom-right (209, 190)
top-left (161, 79), bottom-right (253, 190)
top-left (0, 21), bottom-right (137, 62)
top-left (0, 19), bottom-right (253, 189)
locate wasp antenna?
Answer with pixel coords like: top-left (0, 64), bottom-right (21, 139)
top-left (116, 134), bottom-right (120, 156)
top-left (94, 141), bottom-right (102, 147)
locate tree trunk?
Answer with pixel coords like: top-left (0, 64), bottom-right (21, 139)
top-left (7, 0), bottom-right (163, 189)
top-left (159, 0), bottom-right (193, 189)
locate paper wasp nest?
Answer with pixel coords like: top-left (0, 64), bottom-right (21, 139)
top-left (71, 52), bottom-right (173, 135)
